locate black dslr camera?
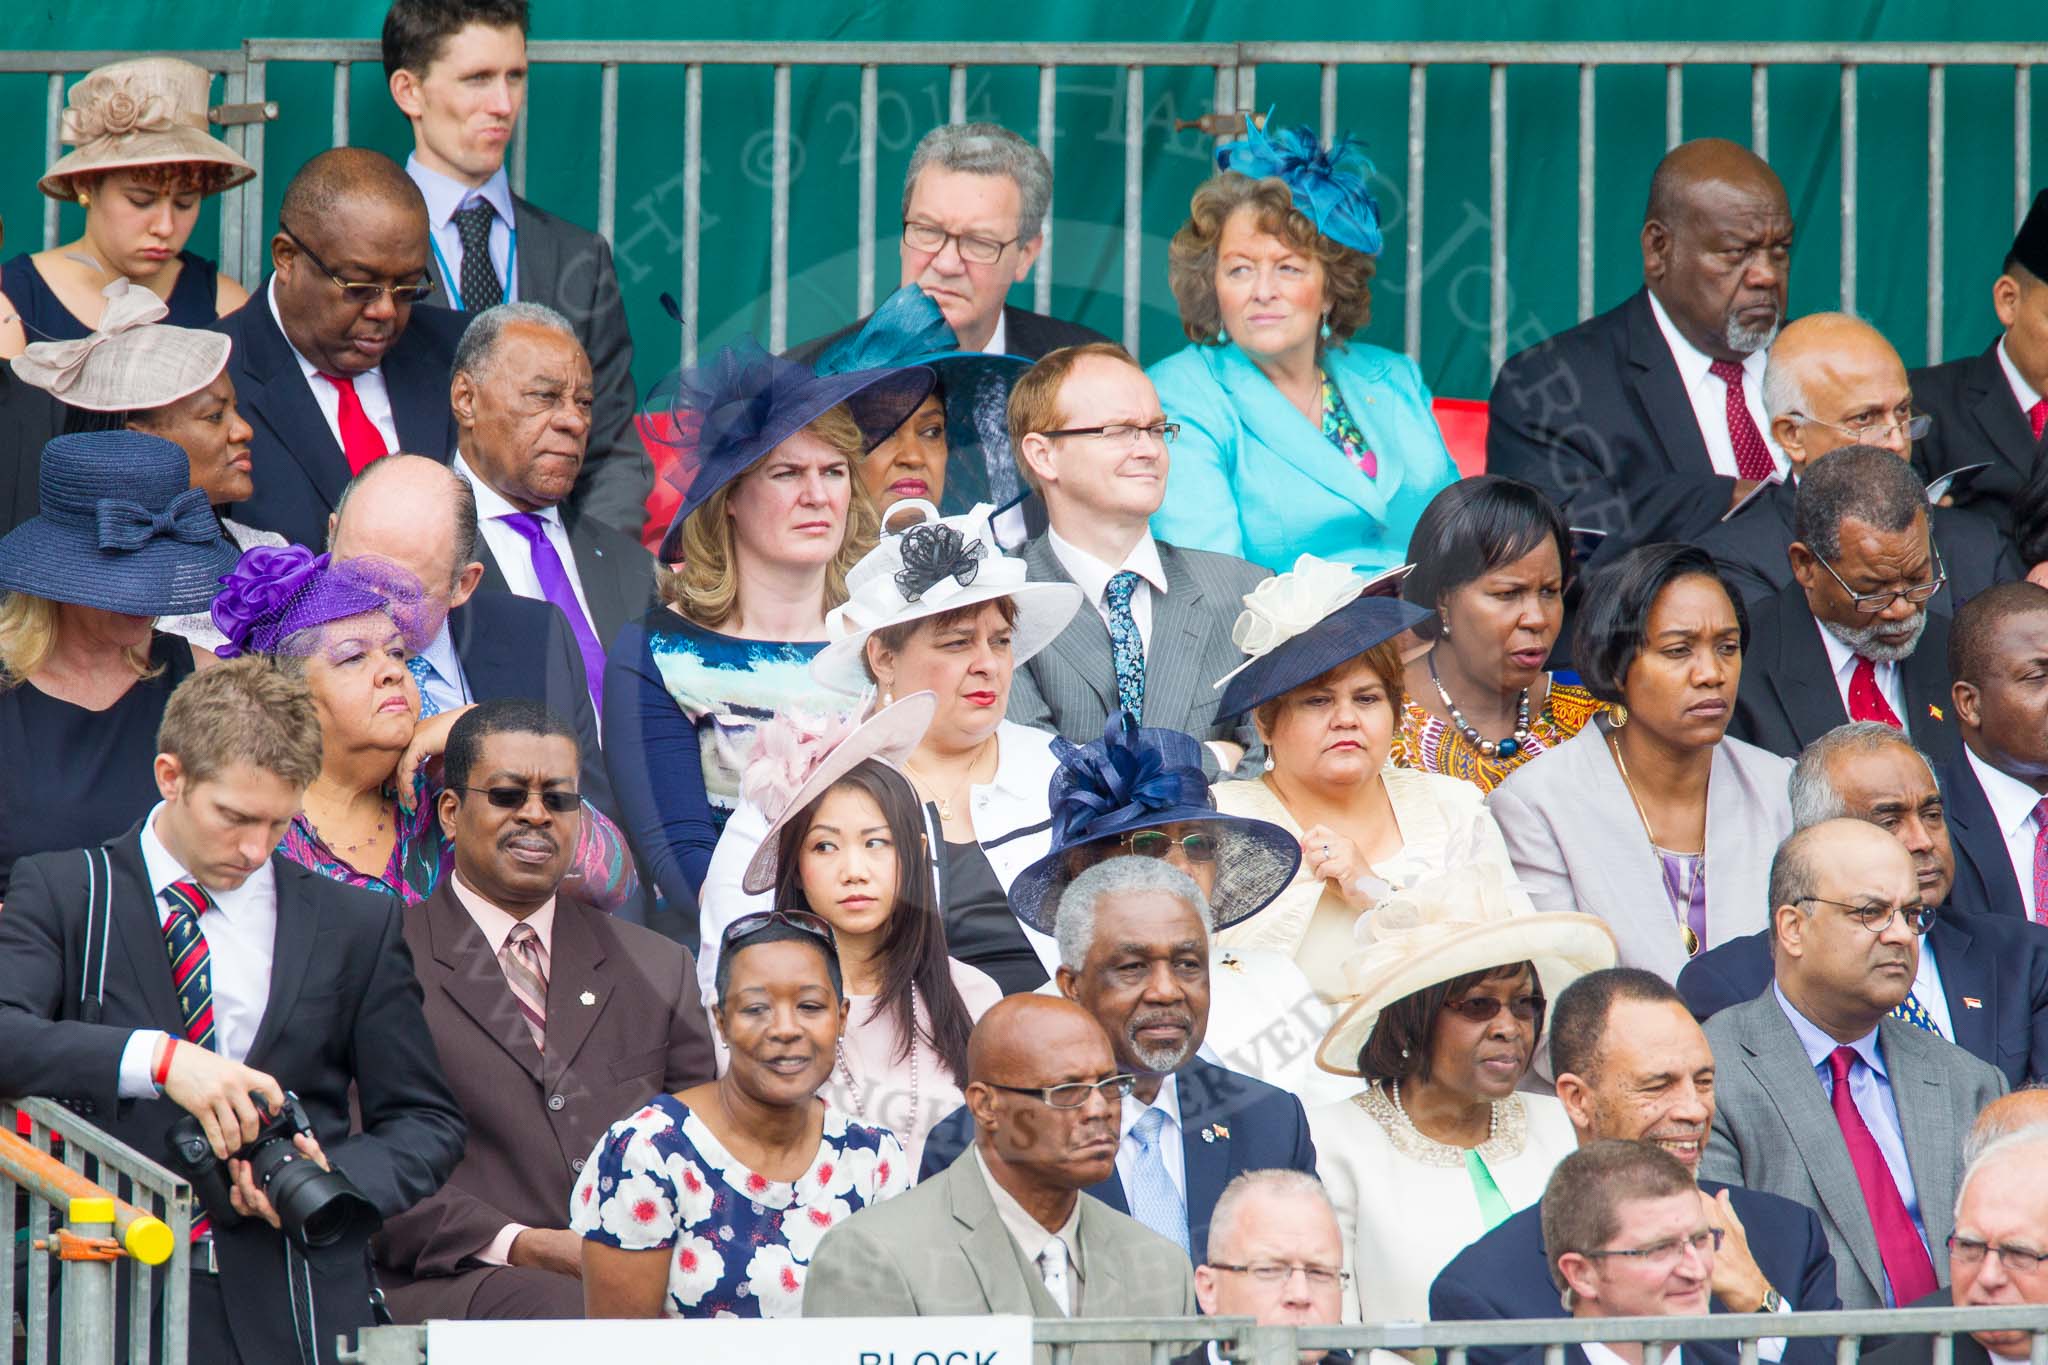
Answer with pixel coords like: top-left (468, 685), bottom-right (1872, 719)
top-left (164, 1091), bottom-right (381, 1248)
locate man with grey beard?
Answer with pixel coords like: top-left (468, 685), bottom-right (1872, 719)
top-left (1488, 137), bottom-right (1793, 567)
top-left (1728, 445), bottom-right (1958, 759)
top-left (917, 857), bottom-right (1316, 1262)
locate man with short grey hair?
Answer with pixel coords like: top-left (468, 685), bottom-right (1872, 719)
top-left (449, 302), bottom-right (653, 713)
top-left (791, 121), bottom-right (1110, 361)
top-left (921, 855), bottom-right (1315, 1261)
top-left (1181, 1170), bottom-right (1350, 1365)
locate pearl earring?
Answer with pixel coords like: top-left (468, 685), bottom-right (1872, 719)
top-left (1262, 756), bottom-right (1275, 773)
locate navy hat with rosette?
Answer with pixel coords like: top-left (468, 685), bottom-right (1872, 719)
top-left (0, 429), bottom-right (239, 616)
top-left (1214, 554), bottom-right (1432, 721)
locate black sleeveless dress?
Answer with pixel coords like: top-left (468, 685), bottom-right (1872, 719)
top-left (1, 250), bottom-right (222, 342)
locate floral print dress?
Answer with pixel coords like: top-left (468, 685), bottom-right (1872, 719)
top-left (570, 1094), bottom-right (910, 1317)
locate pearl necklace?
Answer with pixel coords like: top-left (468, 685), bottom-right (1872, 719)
top-left (1390, 1078), bottom-right (1497, 1143)
top-left (836, 983), bottom-right (919, 1137)
top-left (1428, 654), bottom-right (1531, 760)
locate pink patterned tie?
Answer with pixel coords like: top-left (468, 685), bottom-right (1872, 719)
top-left (1827, 1047), bottom-right (1937, 1307)
top-left (2031, 798), bottom-right (2048, 927)
top-left (1708, 358), bottom-right (1777, 481)
top-left (500, 922), bottom-right (549, 1053)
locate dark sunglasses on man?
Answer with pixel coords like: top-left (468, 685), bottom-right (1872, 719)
top-left (455, 785), bottom-right (581, 814)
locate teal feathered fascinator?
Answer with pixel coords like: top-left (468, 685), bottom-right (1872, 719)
top-left (1216, 111), bottom-right (1384, 257)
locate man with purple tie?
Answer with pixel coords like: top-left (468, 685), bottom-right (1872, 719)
top-left (448, 302), bottom-right (653, 712)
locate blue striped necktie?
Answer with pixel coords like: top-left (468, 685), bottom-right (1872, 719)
top-left (1124, 1105), bottom-right (1188, 1253)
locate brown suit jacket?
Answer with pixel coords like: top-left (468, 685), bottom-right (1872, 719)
top-left (373, 880), bottom-right (716, 1318)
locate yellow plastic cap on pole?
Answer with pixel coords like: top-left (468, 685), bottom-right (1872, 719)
top-left (122, 1215), bottom-right (175, 1266)
top-left (66, 1196), bottom-right (114, 1224)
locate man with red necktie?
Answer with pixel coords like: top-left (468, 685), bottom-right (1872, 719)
top-left (1729, 447), bottom-right (1958, 760)
top-left (1700, 819), bottom-right (2007, 1310)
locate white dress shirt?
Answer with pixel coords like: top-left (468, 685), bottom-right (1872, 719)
top-left (449, 871), bottom-right (557, 1267)
top-left (1048, 527), bottom-right (1169, 654)
top-left (1964, 746), bottom-right (2048, 919)
top-left (1115, 1074), bottom-right (1187, 1203)
top-left (265, 276), bottom-right (400, 455)
top-left (1909, 938), bottom-right (1954, 1039)
top-left (412, 618), bottom-right (473, 717)
top-left (1646, 290), bottom-right (1787, 481)
top-left (974, 1146), bottom-right (1082, 1313)
top-left (454, 455), bottom-right (601, 630)
top-left (1997, 336), bottom-right (2045, 417)
top-left (116, 803), bottom-right (280, 1097)
top-left (984, 309), bottom-right (1009, 357)
top-left (408, 154), bottom-right (519, 307)
top-left (1813, 616), bottom-right (1909, 732)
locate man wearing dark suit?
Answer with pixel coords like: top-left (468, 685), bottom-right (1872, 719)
top-left (328, 454), bottom-right (613, 816)
top-left (375, 700), bottom-right (715, 1320)
top-left (0, 660), bottom-right (464, 1364)
top-left (385, 0), bottom-right (655, 532)
top-left (1488, 139), bottom-right (1793, 565)
top-left (1676, 718), bottom-right (2048, 1086)
top-left (1909, 191), bottom-right (2048, 537)
top-left (1943, 582), bottom-right (2048, 927)
top-left (788, 122), bottom-right (1110, 364)
top-left (1700, 820), bottom-right (2008, 1310)
top-left (1003, 344), bottom-right (1268, 776)
top-left (1699, 315), bottom-right (2017, 610)
top-left (215, 147), bottom-right (466, 551)
top-left (1729, 448), bottom-right (1957, 759)
top-left (921, 857), bottom-right (1316, 1264)
top-left (448, 304), bottom-right (652, 687)
top-left (1432, 969), bottom-right (1838, 1365)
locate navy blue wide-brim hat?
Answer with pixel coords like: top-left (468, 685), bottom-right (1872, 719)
top-left (0, 429), bottom-right (239, 617)
top-left (1008, 714), bottom-right (1304, 936)
top-left (648, 334), bottom-right (936, 561)
top-left (1217, 592), bottom-right (1433, 722)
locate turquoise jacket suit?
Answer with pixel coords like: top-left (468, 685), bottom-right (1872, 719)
top-left (1148, 339), bottom-right (1455, 574)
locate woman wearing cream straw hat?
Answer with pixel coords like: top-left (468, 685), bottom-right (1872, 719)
top-left (1305, 870), bottom-right (1615, 1326)
top-left (1, 58), bottom-right (255, 358)
top-left (10, 278), bottom-right (281, 653)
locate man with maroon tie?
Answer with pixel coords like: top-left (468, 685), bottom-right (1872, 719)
top-left (1728, 446), bottom-right (1958, 759)
top-left (1700, 819), bottom-right (2006, 1309)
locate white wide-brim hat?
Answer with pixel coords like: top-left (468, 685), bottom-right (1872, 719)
top-left (739, 691), bottom-right (939, 894)
top-left (9, 280), bottom-right (229, 412)
top-left (1314, 868), bottom-right (1618, 1078)
top-left (811, 499), bottom-right (1084, 695)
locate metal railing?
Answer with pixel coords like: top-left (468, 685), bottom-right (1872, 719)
top-left (12, 40), bottom-right (2047, 373)
top-left (0, 1097), bottom-right (190, 1365)
top-left (342, 1305), bottom-right (2048, 1365)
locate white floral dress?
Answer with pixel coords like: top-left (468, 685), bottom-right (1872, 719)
top-left (570, 1094), bottom-right (910, 1317)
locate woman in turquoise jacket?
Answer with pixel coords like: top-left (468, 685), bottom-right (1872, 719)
top-left (1149, 117), bottom-right (1455, 575)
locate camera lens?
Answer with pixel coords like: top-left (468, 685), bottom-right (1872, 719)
top-left (261, 1159), bottom-right (380, 1248)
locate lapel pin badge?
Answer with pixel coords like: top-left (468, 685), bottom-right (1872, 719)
top-left (1928, 703), bottom-right (1944, 721)
top-left (1963, 996), bottom-right (1983, 1009)
top-left (580, 990), bottom-right (596, 1006)
top-left (1202, 1124), bottom-right (1229, 1142)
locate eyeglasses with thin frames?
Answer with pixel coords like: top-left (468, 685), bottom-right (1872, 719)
top-left (1791, 412), bottom-right (1934, 446)
top-left (1948, 1235), bottom-right (2048, 1273)
top-left (901, 219), bottom-right (1021, 265)
top-left (1207, 1261), bottom-right (1352, 1289)
top-left (1580, 1228), bottom-right (1723, 1271)
top-left (279, 222), bottom-right (437, 307)
top-left (1120, 830), bottom-right (1219, 863)
top-left (1038, 422), bottom-right (1181, 448)
top-left (1794, 896), bottom-right (1937, 935)
top-left (1810, 543), bottom-right (1947, 616)
top-left (454, 785), bottom-right (581, 814)
top-left (985, 1074), bottom-right (1137, 1109)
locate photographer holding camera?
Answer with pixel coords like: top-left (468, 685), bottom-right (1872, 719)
top-left (0, 659), bottom-right (465, 1364)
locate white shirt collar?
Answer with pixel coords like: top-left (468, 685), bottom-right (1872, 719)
top-left (1119, 1073), bottom-right (1182, 1142)
top-left (1047, 527), bottom-right (1168, 604)
top-left (973, 1145), bottom-right (1082, 1269)
top-left (266, 275), bottom-right (384, 388)
top-left (454, 453), bottom-right (561, 531)
top-left (407, 153), bottom-right (516, 231)
top-left (1812, 614), bottom-right (1896, 688)
top-left (984, 309), bottom-right (1009, 357)
top-left (139, 801), bottom-right (277, 910)
top-left (1584, 1342), bottom-right (1683, 1365)
top-left (419, 619), bottom-right (466, 694)
top-left (1997, 336), bottom-right (2044, 414)
top-left (1646, 288), bottom-right (1767, 389)
top-left (1965, 745), bottom-right (2048, 841)
top-left (450, 868), bottom-right (556, 957)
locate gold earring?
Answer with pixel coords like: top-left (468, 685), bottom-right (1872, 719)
top-left (75, 191), bottom-right (90, 208)
top-left (1609, 701), bottom-right (1629, 729)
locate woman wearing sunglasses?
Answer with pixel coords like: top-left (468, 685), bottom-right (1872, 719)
top-left (1304, 872), bottom-right (1616, 1325)
top-left (736, 694), bottom-right (1001, 1168)
top-left (1209, 555), bottom-right (1531, 1005)
top-left (209, 544), bottom-right (636, 909)
top-left (573, 908), bottom-right (912, 1319)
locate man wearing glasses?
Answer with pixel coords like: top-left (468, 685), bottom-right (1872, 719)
top-left (1528, 1141), bottom-right (1723, 1365)
top-left (1700, 313), bottom-right (2018, 610)
top-left (1700, 819), bottom-right (2008, 1309)
top-left (805, 994), bottom-right (1198, 1357)
top-left (1182, 1170), bottom-right (1351, 1365)
top-left (1728, 446), bottom-right (1959, 759)
top-left (216, 147), bottom-right (468, 550)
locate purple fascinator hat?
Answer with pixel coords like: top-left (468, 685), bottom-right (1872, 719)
top-left (210, 544), bottom-right (432, 659)
top-left (1216, 110), bottom-right (1384, 258)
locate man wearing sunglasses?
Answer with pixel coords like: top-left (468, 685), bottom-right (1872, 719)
top-left (373, 700), bottom-right (714, 1323)
top-left (215, 147), bottom-right (469, 550)
top-left (1728, 446), bottom-right (1960, 760)
top-left (805, 995), bottom-right (1197, 1354)
top-left (1700, 819), bottom-right (2007, 1310)
top-left (1525, 1141), bottom-right (1724, 1365)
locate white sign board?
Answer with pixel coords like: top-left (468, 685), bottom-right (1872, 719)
top-left (425, 1314), bottom-right (1034, 1364)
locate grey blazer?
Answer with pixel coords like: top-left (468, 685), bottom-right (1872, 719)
top-left (1487, 719), bottom-right (1794, 981)
top-left (1700, 991), bottom-right (2006, 1309)
top-left (802, 1148), bottom-right (1196, 1364)
top-left (1005, 534), bottom-right (1269, 775)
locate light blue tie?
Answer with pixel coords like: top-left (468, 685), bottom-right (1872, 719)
top-left (1125, 1106), bottom-right (1188, 1254)
top-left (1104, 570), bottom-right (1145, 721)
top-left (406, 655), bottom-right (443, 720)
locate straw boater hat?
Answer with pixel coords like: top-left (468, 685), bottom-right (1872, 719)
top-left (810, 500), bottom-right (1084, 695)
top-left (1314, 868), bottom-right (1618, 1078)
top-left (40, 58), bottom-right (255, 200)
top-left (9, 280), bottom-right (230, 412)
top-left (737, 691), bottom-right (940, 894)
